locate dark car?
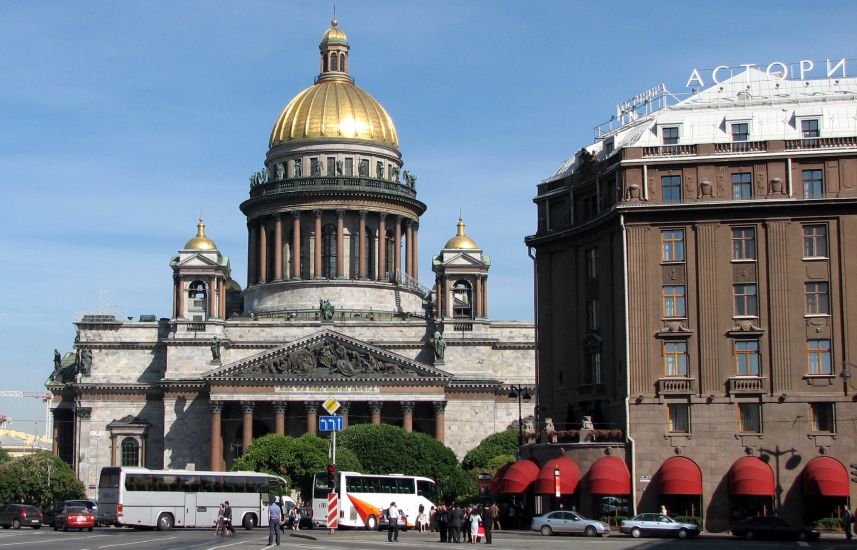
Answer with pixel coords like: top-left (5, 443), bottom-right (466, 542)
top-left (0, 504), bottom-right (43, 529)
top-left (54, 506), bottom-right (96, 532)
top-left (43, 500), bottom-right (99, 526)
top-left (731, 516), bottom-right (820, 541)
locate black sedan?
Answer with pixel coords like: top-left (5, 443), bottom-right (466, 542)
top-left (730, 516), bottom-right (820, 541)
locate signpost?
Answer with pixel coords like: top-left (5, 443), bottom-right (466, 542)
top-left (327, 492), bottom-right (339, 529)
top-left (321, 396), bottom-right (343, 535)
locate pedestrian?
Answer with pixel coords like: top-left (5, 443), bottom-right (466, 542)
top-left (386, 501), bottom-right (400, 542)
top-left (437, 505), bottom-right (449, 542)
top-left (268, 497), bottom-right (282, 546)
top-left (481, 504), bottom-right (493, 544)
top-left (463, 507), bottom-right (471, 543)
top-left (469, 505), bottom-right (482, 544)
top-left (429, 505), bottom-right (437, 532)
top-left (290, 505), bottom-right (300, 530)
top-left (215, 502), bottom-right (225, 535)
top-left (844, 505), bottom-right (854, 540)
top-left (448, 503), bottom-right (463, 543)
top-left (490, 503), bottom-right (501, 531)
top-left (223, 500), bottom-right (235, 535)
top-left (418, 504), bottom-right (428, 533)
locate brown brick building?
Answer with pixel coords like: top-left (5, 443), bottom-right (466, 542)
top-left (524, 68), bottom-right (857, 530)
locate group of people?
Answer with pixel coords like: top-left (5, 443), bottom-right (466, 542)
top-left (431, 503), bottom-right (496, 544)
top-left (213, 501), bottom-right (235, 536)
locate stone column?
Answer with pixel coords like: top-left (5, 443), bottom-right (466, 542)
top-left (210, 401), bottom-right (223, 471)
top-left (314, 210), bottom-right (323, 278)
top-left (219, 277), bottom-right (226, 318)
top-left (405, 219), bottom-right (413, 276)
top-left (258, 220), bottom-right (268, 284)
top-left (413, 222), bottom-right (419, 282)
top-left (401, 401), bottom-right (415, 433)
top-left (209, 276), bottom-right (217, 319)
top-left (273, 402), bottom-right (287, 436)
top-left (358, 210), bottom-right (368, 279)
top-left (433, 401), bottom-right (447, 444)
top-left (394, 217), bottom-right (402, 276)
top-left (305, 401), bottom-right (318, 436)
top-left (247, 222), bottom-right (257, 286)
top-left (378, 213), bottom-right (387, 281)
top-left (336, 210), bottom-right (345, 278)
top-left (274, 215), bottom-right (283, 281)
top-left (369, 401), bottom-right (383, 425)
top-left (241, 401), bottom-right (254, 453)
top-left (292, 212), bottom-right (302, 279)
top-left (51, 410), bottom-right (59, 456)
top-left (339, 402), bottom-right (351, 429)
top-left (482, 277), bottom-right (488, 318)
top-left (176, 277), bottom-right (184, 319)
top-left (475, 276), bottom-right (483, 318)
top-left (435, 280), bottom-right (443, 318)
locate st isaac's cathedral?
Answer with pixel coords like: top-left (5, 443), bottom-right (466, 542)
top-left (47, 19), bottom-right (535, 494)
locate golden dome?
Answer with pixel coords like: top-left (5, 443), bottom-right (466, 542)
top-left (444, 217), bottom-right (479, 249)
top-left (269, 79), bottom-right (399, 149)
top-left (225, 278), bottom-right (241, 291)
top-left (321, 19), bottom-right (347, 45)
top-left (184, 218), bottom-right (218, 250)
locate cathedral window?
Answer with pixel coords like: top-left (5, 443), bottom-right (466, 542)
top-left (187, 280), bottom-right (207, 313)
top-left (323, 223), bottom-right (337, 278)
top-left (330, 52), bottom-right (338, 71)
top-left (345, 158), bottom-right (354, 176)
top-left (340, 53), bottom-right (345, 71)
top-left (121, 437), bottom-right (140, 467)
top-left (452, 280), bottom-right (473, 319)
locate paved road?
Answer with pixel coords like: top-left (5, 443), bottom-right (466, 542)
top-left (0, 527), bottom-right (852, 550)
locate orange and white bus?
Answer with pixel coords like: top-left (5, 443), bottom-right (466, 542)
top-left (312, 471), bottom-right (437, 530)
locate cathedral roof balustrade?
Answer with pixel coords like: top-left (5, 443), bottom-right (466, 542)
top-left (249, 175), bottom-right (418, 201)
top-left (250, 307), bottom-right (427, 322)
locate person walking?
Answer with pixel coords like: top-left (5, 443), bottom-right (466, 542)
top-left (437, 505), bottom-right (449, 542)
top-left (844, 505), bottom-right (854, 540)
top-left (469, 505), bottom-right (482, 544)
top-left (490, 503), bottom-right (501, 531)
top-left (223, 501), bottom-right (235, 535)
top-left (481, 504), bottom-right (493, 544)
top-left (386, 501), bottom-right (400, 542)
top-left (214, 502), bottom-right (225, 535)
top-left (449, 504), bottom-right (463, 543)
top-left (268, 497), bottom-right (282, 546)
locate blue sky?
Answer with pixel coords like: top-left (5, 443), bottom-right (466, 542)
top-left (1, 0), bottom-right (855, 430)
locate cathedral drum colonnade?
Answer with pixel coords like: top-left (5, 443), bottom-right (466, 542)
top-left (46, 18), bottom-right (534, 489)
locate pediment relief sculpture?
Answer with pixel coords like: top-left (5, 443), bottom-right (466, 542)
top-left (244, 339), bottom-right (411, 378)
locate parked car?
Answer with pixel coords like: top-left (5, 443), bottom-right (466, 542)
top-left (377, 509), bottom-right (408, 531)
top-left (53, 506), bottom-right (96, 532)
top-left (43, 500), bottom-right (99, 526)
top-left (730, 516), bottom-right (820, 541)
top-left (531, 510), bottom-right (610, 537)
top-left (297, 507), bottom-right (314, 530)
top-left (620, 513), bottom-right (700, 539)
top-left (0, 504), bottom-right (43, 529)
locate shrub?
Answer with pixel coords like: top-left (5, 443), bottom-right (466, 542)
top-left (0, 452), bottom-right (84, 506)
top-left (461, 430), bottom-right (519, 471)
top-left (814, 517), bottom-right (842, 530)
top-left (674, 515), bottom-right (702, 526)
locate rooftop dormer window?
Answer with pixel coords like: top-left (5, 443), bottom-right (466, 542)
top-left (801, 118), bottom-right (820, 138)
top-left (662, 126), bottom-right (679, 145)
top-left (731, 122), bottom-right (750, 142)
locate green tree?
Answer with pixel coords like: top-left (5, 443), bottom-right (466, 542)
top-left (0, 452), bottom-right (84, 506)
top-left (0, 448), bottom-right (10, 464)
top-left (337, 424), bottom-right (476, 503)
top-left (233, 433), bottom-right (361, 501)
top-left (461, 429), bottom-right (519, 472)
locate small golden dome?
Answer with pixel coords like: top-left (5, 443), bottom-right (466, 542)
top-left (269, 79), bottom-right (399, 149)
top-left (184, 218), bottom-right (218, 250)
top-left (225, 278), bottom-right (241, 291)
top-left (444, 217), bottom-right (479, 249)
top-left (321, 19), bottom-right (347, 45)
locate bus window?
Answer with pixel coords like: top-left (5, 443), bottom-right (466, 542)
top-left (183, 475), bottom-right (200, 492)
top-left (225, 476), bottom-right (247, 493)
top-left (200, 475), bottom-right (219, 492)
top-left (397, 478), bottom-right (415, 494)
top-left (157, 475), bottom-right (178, 492)
top-left (99, 468), bottom-right (120, 489)
top-left (126, 474), bottom-right (153, 491)
top-left (417, 480), bottom-right (437, 501)
top-left (313, 474), bottom-right (331, 499)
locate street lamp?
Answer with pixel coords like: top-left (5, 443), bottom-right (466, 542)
top-left (508, 385), bottom-right (533, 447)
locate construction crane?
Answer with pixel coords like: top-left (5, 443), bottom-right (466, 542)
top-left (0, 391), bottom-right (53, 439)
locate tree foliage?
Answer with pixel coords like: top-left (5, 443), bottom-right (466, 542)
top-left (232, 433), bottom-right (361, 501)
top-left (0, 448), bottom-right (9, 464)
top-left (0, 452), bottom-right (84, 506)
top-left (461, 429), bottom-right (519, 471)
top-left (337, 424), bottom-right (476, 503)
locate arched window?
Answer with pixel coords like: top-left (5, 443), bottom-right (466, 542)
top-left (322, 223), bottom-right (337, 278)
top-left (188, 280), bottom-right (207, 299)
top-left (453, 280), bottom-right (473, 319)
top-left (330, 53), bottom-right (338, 71)
top-left (187, 280), bottom-right (207, 315)
top-left (121, 437), bottom-right (140, 467)
top-left (339, 53), bottom-right (346, 72)
top-left (383, 229), bottom-right (394, 278)
top-left (365, 225), bottom-right (376, 280)
top-left (323, 53), bottom-right (328, 72)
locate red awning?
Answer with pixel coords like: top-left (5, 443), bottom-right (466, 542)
top-left (729, 456), bottom-right (775, 496)
top-left (657, 456), bottom-right (703, 495)
top-left (588, 455), bottom-right (631, 495)
top-left (802, 456), bottom-right (850, 497)
top-left (534, 456), bottom-right (581, 495)
top-left (496, 459), bottom-right (540, 494)
top-left (488, 462), bottom-right (513, 495)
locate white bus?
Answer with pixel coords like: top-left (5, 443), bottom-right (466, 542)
top-left (97, 467), bottom-right (287, 530)
top-left (312, 471), bottom-right (437, 530)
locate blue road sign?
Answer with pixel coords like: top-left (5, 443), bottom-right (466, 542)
top-left (319, 415), bottom-right (344, 432)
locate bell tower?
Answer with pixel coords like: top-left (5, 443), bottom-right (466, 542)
top-left (170, 218), bottom-right (232, 321)
top-left (432, 217), bottom-right (490, 326)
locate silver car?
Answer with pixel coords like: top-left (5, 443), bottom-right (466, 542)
top-left (531, 510), bottom-right (610, 537)
top-left (620, 513), bottom-right (700, 539)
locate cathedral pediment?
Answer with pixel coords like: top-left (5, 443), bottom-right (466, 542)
top-left (440, 252), bottom-right (485, 267)
top-left (173, 253), bottom-right (222, 268)
top-left (204, 330), bottom-right (451, 382)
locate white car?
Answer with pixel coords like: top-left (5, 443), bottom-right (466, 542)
top-left (531, 510), bottom-right (610, 537)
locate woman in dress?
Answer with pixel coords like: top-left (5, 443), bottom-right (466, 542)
top-left (215, 502), bottom-right (225, 535)
top-left (469, 505), bottom-right (482, 544)
top-left (417, 504), bottom-right (428, 533)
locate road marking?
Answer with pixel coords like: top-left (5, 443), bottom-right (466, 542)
top-left (205, 538), bottom-right (267, 549)
top-left (97, 536), bottom-right (177, 548)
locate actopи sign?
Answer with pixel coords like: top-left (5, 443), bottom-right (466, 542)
top-left (686, 57), bottom-right (854, 88)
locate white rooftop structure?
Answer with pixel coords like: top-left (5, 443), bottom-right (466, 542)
top-left (551, 69), bottom-right (857, 182)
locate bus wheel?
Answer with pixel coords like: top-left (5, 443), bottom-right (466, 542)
top-left (365, 515), bottom-right (378, 531)
top-left (156, 513), bottom-right (174, 531)
top-left (242, 514), bottom-right (256, 530)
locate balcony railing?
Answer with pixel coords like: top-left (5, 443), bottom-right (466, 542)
top-left (784, 136), bottom-right (857, 150)
top-left (714, 141), bottom-right (767, 154)
top-left (642, 144), bottom-right (698, 157)
top-left (657, 377), bottom-right (695, 395)
top-left (249, 176), bottom-right (418, 200)
top-left (728, 376), bottom-right (765, 394)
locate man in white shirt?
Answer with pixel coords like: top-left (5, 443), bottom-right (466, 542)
top-left (386, 501), bottom-right (400, 542)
